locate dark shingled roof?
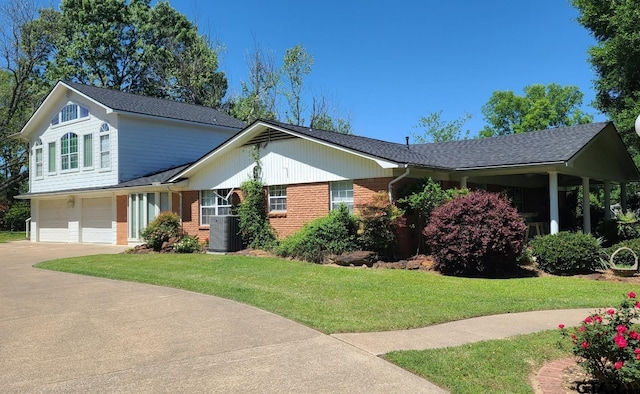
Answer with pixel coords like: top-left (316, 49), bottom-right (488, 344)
top-left (64, 81), bottom-right (246, 129)
top-left (262, 120), bottom-right (611, 170)
top-left (412, 122), bottom-right (610, 169)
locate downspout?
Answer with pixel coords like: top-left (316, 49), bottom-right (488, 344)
top-left (388, 164), bottom-right (410, 203)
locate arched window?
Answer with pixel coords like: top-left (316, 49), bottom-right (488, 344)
top-left (51, 103), bottom-right (89, 125)
top-left (99, 123), bottom-right (110, 169)
top-left (61, 132), bottom-right (78, 170)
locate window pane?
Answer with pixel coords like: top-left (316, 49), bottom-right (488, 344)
top-left (100, 123), bottom-right (110, 132)
top-left (83, 134), bottom-right (93, 167)
top-left (100, 135), bottom-right (110, 168)
top-left (35, 148), bottom-right (43, 177)
top-left (61, 104), bottom-right (78, 122)
top-left (130, 194), bottom-right (138, 239)
top-left (160, 192), bottom-right (169, 212)
top-left (147, 193), bottom-right (156, 225)
top-left (331, 180), bottom-right (354, 213)
top-left (269, 185), bottom-right (287, 212)
top-left (79, 105), bottom-right (89, 118)
top-left (201, 207), bottom-right (215, 225)
top-left (48, 142), bottom-right (56, 172)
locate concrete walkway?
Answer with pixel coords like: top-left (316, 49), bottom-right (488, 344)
top-left (0, 241), bottom-right (595, 393)
top-left (0, 241), bottom-right (444, 393)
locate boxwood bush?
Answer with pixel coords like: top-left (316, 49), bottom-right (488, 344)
top-left (141, 212), bottom-right (182, 251)
top-left (423, 190), bottom-right (526, 276)
top-left (529, 231), bottom-right (602, 275)
top-left (275, 204), bottom-right (358, 263)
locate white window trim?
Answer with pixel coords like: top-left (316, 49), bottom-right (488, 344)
top-left (128, 192), bottom-right (172, 241)
top-left (51, 102), bottom-right (90, 127)
top-left (33, 144), bottom-right (43, 179)
top-left (60, 132), bottom-right (79, 172)
top-left (330, 180), bottom-right (354, 213)
top-left (268, 185), bottom-right (287, 212)
top-left (99, 123), bottom-right (111, 171)
top-left (200, 189), bottom-right (232, 226)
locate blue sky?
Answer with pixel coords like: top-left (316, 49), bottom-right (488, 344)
top-left (171, 0), bottom-right (602, 142)
top-left (37, 0), bottom-right (603, 142)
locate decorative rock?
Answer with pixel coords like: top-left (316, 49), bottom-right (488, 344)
top-left (334, 251), bottom-right (377, 267)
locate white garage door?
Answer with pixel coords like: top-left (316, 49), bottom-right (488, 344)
top-left (39, 199), bottom-right (69, 242)
top-left (81, 197), bottom-right (113, 243)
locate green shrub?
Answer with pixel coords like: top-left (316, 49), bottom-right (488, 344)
top-left (276, 204), bottom-right (358, 263)
top-left (356, 191), bottom-right (403, 259)
top-left (141, 212), bottom-right (182, 251)
top-left (530, 231), bottom-right (602, 275)
top-left (237, 180), bottom-right (277, 250)
top-left (174, 234), bottom-right (203, 253)
top-left (423, 190), bottom-right (526, 276)
top-left (3, 201), bottom-right (30, 231)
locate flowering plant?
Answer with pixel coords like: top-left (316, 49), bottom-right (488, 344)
top-left (560, 291), bottom-right (640, 392)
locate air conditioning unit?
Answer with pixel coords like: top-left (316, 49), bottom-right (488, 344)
top-left (209, 215), bottom-right (243, 253)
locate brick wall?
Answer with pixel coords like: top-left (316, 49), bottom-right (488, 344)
top-left (116, 195), bottom-right (127, 245)
top-left (269, 182), bottom-right (330, 238)
top-left (181, 190), bottom-right (210, 241)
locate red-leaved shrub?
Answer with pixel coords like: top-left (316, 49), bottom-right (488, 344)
top-left (423, 190), bottom-right (527, 276)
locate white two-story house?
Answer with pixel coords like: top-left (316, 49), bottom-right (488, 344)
top-left (15, 81), bottom-right (245, 244)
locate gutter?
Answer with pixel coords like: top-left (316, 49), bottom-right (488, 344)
top-left (388, 164), bottom-right (410, 203)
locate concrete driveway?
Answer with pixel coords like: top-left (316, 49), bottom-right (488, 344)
top-left (0, 241), bottom-right (445, 393)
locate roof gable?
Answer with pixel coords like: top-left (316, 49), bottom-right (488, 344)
top-left (16, 81), bottom-right (245, 138)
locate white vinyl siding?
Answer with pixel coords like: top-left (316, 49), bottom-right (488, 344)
top-left (268, 185), bottom-right (287, 212)
top-left (200, 189), bottom-right (232, 225)
top-left (330, 180), bottom-right (354, 213)
top-left (83, 134), bottom-right (93, 168)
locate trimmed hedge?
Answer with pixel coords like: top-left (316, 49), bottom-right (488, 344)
top-left (530, 231), bottom-right (602, 275)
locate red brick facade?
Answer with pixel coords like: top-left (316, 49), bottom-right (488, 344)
top-left (269, 182), bottom-right (330, 238)
top-left (116, 195), bottom-right (128, 245)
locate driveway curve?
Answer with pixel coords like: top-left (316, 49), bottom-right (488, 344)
top-left (0, 241), bottom-right (445, 393)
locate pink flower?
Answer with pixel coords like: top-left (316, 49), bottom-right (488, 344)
top-left (584, 316), bottom-right (593, 323)
top-left (631, 331), bottom-right (639, 340)
top-left (629, 292), bottom-right (636, 299)
top-left (594, 315), bottom-right (603, 323)
top-left (615, 335), bottom-right (628, 349)
top-left (615, 361), bottom-right (624, 370)
top-left (558, 324), bottom-right (565, 329)
top-left (634, 348), bottom-right (640, 355)
top-left (579, 326), bottom-right (586, 332)
top-left (570, 333), bottom-right (577, 340)
top-left (606, 309), bottom-right (615, 315)
top-left (617, 325), bottom-right (628, 334)
top-left (581, 341), bottom-right (589, 349)
top-left (636, 302), bottom-right (640, 309)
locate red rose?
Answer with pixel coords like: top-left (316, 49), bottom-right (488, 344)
top-left (558, 324), bottom-right (565, 329)
top-left (584, 316), bottom-right (593, 323)
top-left (615, 361), bottom-right (624, 369)
top-left (606, 309), bottom-right (615, 315)
top-left (629, 292), bottom-right (636, 299)
top-left (594, 315), bottom-right (603, 323)
top-left (581, 341), bottom-right (589, 349)
top-left (617, 325), bottom-right (628, 334)
top-left (615, 335), bottom-right (628, 349)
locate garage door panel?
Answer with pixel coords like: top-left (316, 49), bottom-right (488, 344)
top-left (39, 199), bottom-right (69, 242)
top-left (81, 197), bottom-right (113, 243)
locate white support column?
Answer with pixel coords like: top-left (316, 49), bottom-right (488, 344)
top-left (621, 183), bottom-right (628, 213)
top-left (460, 177), bottom-right (468, 189)
top-left (582, 177), bottom-right (591, 234)
top-left (549, 171), bottom-right (560, 234)
top-left (604, 181), bottom-right (612, 220)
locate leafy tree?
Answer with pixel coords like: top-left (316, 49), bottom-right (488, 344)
top-left (571, 0), bottom-right (640, 153)
top-left (309, 95), bottom-right (352, 134)
top-left (412, 111), bottom-right (471, 143)
top-left (281, 44), bottom-right (313, 125)
top-left (480, 83), bottom-right (593, 137)
top-left (228, 44), bottom-right (278, 123)
top-left (0, 0), bottom-right (55, 202)
top-left (40, 0), bottom-right (227, 107)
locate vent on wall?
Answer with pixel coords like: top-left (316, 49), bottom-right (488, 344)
top-left (244, 128), bottom-right (295, 146)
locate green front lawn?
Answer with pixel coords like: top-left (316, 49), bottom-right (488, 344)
top-left (0, 231), bottom-right (27, 243)
top-left (36, 253), bottom-right (636, 334)
top-left (386, 330), bottom-right (571, 394)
